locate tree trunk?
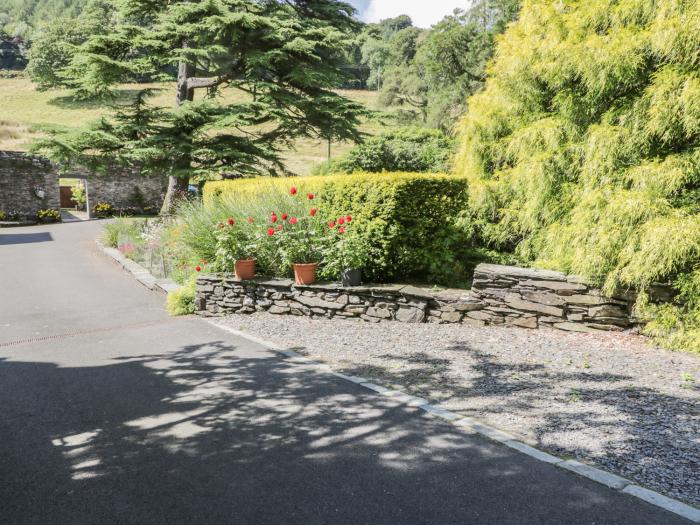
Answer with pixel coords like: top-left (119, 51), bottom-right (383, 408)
top-left (160, 59), bottom-right (195, 215)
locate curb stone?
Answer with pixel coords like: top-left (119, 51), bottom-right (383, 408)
top-left (207, 319), bottom-right (700, 524)
top-left (97, 250), bottom-right (700, 524)
top-left (622, 485), bottom-right (700, 523)
top-left (558, 459), bottom-right (631, 490)
top-left (96, 239), bottom-right (179, 295)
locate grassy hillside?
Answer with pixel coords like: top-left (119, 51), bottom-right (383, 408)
top-left (0, 77), bottom-right (384, 175)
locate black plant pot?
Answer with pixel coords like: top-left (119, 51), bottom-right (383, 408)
top-left (341, 268), bottom-right (362, 287)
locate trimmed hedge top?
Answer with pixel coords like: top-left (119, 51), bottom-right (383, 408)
top-left (203, 172), bottom-right (470, 283)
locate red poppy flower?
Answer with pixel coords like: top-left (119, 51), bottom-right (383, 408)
top-left (290, 186), bottom-right (297, 195)
top-left (267, 228), bottom-right (275, 236)
top-left (337, 217), bottom-right (345, 225)
top-left (338, 226), bottom-right (346, 234)
top-left (247, 217), bottom-right (254, 223)
top-left (271, 214), bottom-right (278, 223)
top-left (195, 265), bottom-right (202, 272)
top-left (346, 215), bottom-right (352, 222)
top-left (329, 220), bottom-right (336, 229)
top-left (281, 213), bottom-right (288, 220)
top-left (310, 208), bottom-right (318, 217)
top-left (290, 217), bottom-right (298, 225)
top-left (227, 218), bottom-right (234, 225)
top-left (276, 224), bottom-right (283, 231)
top-left (307, 193), bottom-right (314, 200)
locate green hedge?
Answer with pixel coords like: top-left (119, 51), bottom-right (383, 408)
top-left (203, 173), bottom-right (470, 283)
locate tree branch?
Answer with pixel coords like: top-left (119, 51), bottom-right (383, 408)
top-left (187, 76), bottom-right (231, 90)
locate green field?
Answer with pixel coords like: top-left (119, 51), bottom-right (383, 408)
top-left (0, 77), bottom-right (384, 175)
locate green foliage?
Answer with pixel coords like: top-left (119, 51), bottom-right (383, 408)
top-left (320, 228), bottom-right (371, 277)
top-left (25, 0), bottom-right (113, 91)
top-left (362, 1), bottom-right (520, 130)
top-left (456, 0), bottom-right (700, 351)
top-left (313, 127), bottom-right (455, 174)
top-left (166, 276), bottom-right (196, 316)
top-left (1, 0), bottom-right (87, 35)
top-left (200, 173), bottom-right (471, 284)
top-left (100, 216), bottom-right (140, 247)
top-left (71, 181), bottom-right (86, 207)
top-left (214, 219), bottom-right (257, 268)
top-left (32, 0), bottom-right (370, 199)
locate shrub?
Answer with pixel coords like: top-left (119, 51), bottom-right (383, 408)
top-left (93, 202), bottom-right (114, 218)
top-left (71, 183), bottom-right (86, 209)
top-left (312, 127), bottom-right (455, 175)
top-left (166, 277), bottom-right (196, 316)
top-left (36, 209), bottom-right (61, 222)
top-left (200, 173), bottom-right (470, 283)
top-left (455, 0), bottom-right (700, 351)
top-left (101, 218), bottom-right (143, 248)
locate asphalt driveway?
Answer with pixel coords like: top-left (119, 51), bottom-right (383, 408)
top-left (0, 221), bottom-right (690, 524)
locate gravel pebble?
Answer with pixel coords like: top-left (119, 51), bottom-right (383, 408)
top-left (216, 313), bottom-right (700, 507)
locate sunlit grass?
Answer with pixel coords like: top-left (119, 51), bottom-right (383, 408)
top-left (0, 76), bottom-right (385, 175)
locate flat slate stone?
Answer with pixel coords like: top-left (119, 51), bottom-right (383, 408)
top-left (474, 263), bottom-right (566, 282)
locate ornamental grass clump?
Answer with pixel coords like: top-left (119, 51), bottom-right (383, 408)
top-left (455, 0), bottom-right (700, 353)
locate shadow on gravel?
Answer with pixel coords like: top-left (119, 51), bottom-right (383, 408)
top-left (0, 342), bottom-right (688, 524)
top-left (338, 343), bottom-right (700, 507)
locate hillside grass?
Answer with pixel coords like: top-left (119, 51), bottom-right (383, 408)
top-left (0, 76), bottom-right (384, 175)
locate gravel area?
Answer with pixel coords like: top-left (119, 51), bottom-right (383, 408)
top-left (216, 313), bottom-right (700, 507)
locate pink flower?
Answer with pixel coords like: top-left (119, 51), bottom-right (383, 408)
top-left (276, 224), bottom-right (283, 231)
top-left (328, 220), bottom-right (336, 229)
top-left (271, 214), bottom-right (278, 223)
top-left (338, 226), bottom-right (346, 234)
top-left (289, 217), bottom-right (298, 225)
top-left (290, 186), bottom-right (297, 196)
top-left (337, 217), bottom-right (345, 225)
top-left (267, 228), bottom-right (275, 236)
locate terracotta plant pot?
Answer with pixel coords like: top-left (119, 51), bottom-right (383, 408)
top-left (234, 258), bottom-right (256, 280)
top-left (340, 268), bottom-right (362, 287)
top-left (293, 263), bottom-right (318, 285)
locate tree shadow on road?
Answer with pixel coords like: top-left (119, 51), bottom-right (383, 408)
top-left (333, 342), bottom-right (700, 507)
top-left (0, 340), bottom-right (688, 524)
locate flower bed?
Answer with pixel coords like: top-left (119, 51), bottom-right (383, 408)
top-left (194, 173), bottom-right (472, 285)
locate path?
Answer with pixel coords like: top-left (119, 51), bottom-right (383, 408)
top-left (0, 222), bottom-right (690, 524)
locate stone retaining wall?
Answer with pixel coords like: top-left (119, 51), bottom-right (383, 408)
top-left (196, 263), bottom-right (669, 333)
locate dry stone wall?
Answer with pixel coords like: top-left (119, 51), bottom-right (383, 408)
top-left (0, 152), bottom-right (59, 220)
top-left (0, 151), bottom-right (166, 220)
top-left (195, 263), bottom-right (666, 333)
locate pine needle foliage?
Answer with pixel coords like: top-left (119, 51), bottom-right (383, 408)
top-left (455, 0), bottom-right (700, 352)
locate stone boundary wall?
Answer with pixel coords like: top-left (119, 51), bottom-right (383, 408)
top-left (0, 151), bottom-right (166, 220)
top-left (196, 263), bottom-right (670, 333)
top-left (0, 152), bottom-right (59, 220)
